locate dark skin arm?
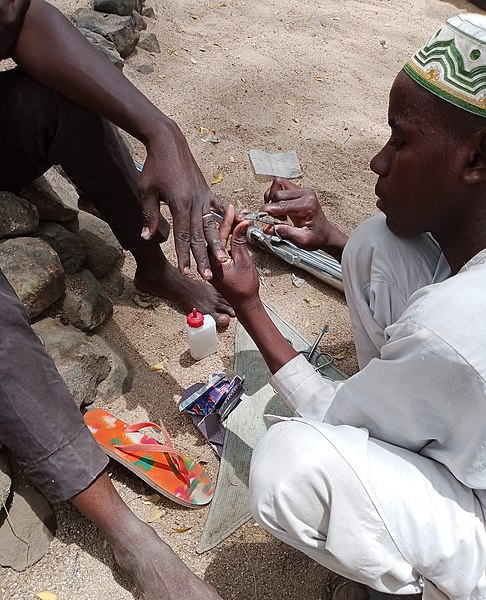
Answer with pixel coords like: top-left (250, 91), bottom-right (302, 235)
top-left (210, 206), bottom-right (298, 374)
top-left (6, 0), bottom-right (227, 279)
top-left (261, 177), bottom-right (348, 262)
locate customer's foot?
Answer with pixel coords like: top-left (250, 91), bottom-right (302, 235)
top-left (112, 522), bottom-right (222, 600)
top-left (134, 261), bottom-right (235, 327)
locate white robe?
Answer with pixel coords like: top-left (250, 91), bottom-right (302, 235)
top-left (250, 214), bottom-right (486, 599)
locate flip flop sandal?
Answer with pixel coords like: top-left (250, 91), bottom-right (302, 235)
top-left (84, 408), bottom-right (214, 508)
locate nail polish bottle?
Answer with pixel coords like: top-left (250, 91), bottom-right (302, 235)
top-left (185, 308), bottom-right (218, 360)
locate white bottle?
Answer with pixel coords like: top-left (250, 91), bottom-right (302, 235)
top-left (185, 308), bottom-right (218, 360)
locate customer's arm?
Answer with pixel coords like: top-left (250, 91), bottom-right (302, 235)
top-left (6, 0), bottom-right (227, 278)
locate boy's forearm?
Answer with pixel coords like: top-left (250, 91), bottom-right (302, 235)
top-left (234, 298), bottom-right (298, 374)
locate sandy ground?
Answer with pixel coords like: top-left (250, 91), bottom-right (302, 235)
top-left (1, 0), bottom-right (483, 598)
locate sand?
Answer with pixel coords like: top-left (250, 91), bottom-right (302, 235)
top-left (1, 0), bottom-right (481, 598)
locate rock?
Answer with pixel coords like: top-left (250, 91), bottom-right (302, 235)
top-left (62, 269), bottom-right (113, 331)
top-left (0, 237), bottom-right (65, 318)
top-left (0, 464), bottom-right (56, 571)
top-left (133, 10), bottom-right (147, 32)
top-left (36, 222), bottom-right (86, 274)
top-left (138, 31), bottom-right (160, 53)
top-left (78, 27), bottom-right (124, 69)
top-left (0, 191), bottom-right (39, 238)
top-left (136, 62), bottom-right (154, 74)
top-left (0, 450), bottom-right (11, 508)
top-left (99, 267), bottom-right (126, 297)
top-left (32, 318), bottom-right (110, 407)
top-left (72, 8), bottom-right (143, 58)
top-left (93, 0), bottom-right (142, 16)
top-left (141, 6), bottom-right (155, 18)
top-left (32, 318), bottom-right (133, 406)
top-left (20, 168), bottom-right (79, 222)
top-left (63, 210), bottom-right (124, 278)
top-left (90, 334), bottom-right (133, 404)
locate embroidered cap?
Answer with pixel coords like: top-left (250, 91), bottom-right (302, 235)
top-left (404, 14), bottom-right (486, 117)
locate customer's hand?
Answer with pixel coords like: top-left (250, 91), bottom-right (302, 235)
top-left (137, 121), bottom-right (229, 280)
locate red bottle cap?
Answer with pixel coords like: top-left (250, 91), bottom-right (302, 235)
top-left (186, 308), bottom-right (204, 328)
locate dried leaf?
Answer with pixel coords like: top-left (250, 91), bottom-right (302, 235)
top-left (151, 361), bottom-right (166, 372)
top-left (36, 593), bottom-right (58, 600)
top-left (133, 293), bottom-right (152, 309)
top-left (232, 187), bottom-right (245, 193)
top-left (190, 56), bottom-right (197, 64)
top-left (147, 508), bottom-right (166, 523)
top-left (229, 155), bottom-right (235, 163)
top-left (304, 296), bottom-right (321, 307)
top-left (173, 526), bottom-right (192, 533)
top-left (191, 14), bottom-right (198, 19)
top-left (314, 75), bottom-right (324, 82)
top-left (333, 350), bottom-right (347, 360)
top-left (286, 99), bottom-right (296, 107)
top-left (199, 47), bottom-right (207, 52)
top-left (292, 117), bottom-right (301, 123)
top-left (211, 173), bottom-right (224, 185)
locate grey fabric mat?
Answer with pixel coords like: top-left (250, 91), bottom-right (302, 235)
top-left (197, 304), bottom-right (348, 554)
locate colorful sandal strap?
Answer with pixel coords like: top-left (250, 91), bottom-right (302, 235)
top-left (115, 443), bottom-right (190, 485)
top-left (123, 422), bottom-right (175, 449)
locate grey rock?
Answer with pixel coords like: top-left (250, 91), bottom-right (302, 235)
top-left (0, 192), bottom-right (39, 238)
top-left (32, 318), bottom-right (110, 407)
top-left (0, 238), bottom-right (65, 318)
top-left (62, 269), bottom-right (113, 331)
top-left (20, 168), bottom-right (79, 222)
top-left (32, 317), bottom-right (132, 407)
top-left (99, 267), bottom-right (126, 297)
top-left (138, 31), bottom-right (160, 53)
top-left (141, 6), bottom-right (155, 18)
top-left (136, 62), bottom-right (154, 74)
top-left (93, 0), bottom-right (141, 17)
top-left (78, 27), bottom-right (124, 70)
top-left (0, 450), bottom-right (10, 508)
top-left (133, 10), bottom-right (147, 31)
top-left (0, 465), bottom-right (56, 571)
top-left (63, 210), bottom-right (124, 278)
top-left (36, 221), bottom-right (86, 274)
top-left (90, 334), bottom-right (133, 404)
top-left (72, 8), bottom-right (143, 58)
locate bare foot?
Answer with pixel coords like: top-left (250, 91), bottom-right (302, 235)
top-left (112, 522), bottom-right (222, 600)
top-left (134, 261), bottom-right (235, 327)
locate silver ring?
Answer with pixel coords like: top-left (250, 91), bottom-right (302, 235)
top-left (202, 213), bottom-right (213, 219)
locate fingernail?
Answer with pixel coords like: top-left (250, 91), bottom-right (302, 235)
top-left (141, 227), bottom-right (151, 240)
top-left (217, 250), bottom-right (228, 261)
top-left (183, 266), bottom-right (190, 275)
top-left (204, 269), bottom-right (213, 280)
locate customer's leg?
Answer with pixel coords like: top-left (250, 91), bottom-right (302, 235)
top-left (0, 69), bottom-right (234, 325)
top-left (0, 270), bottom-right (221, 599)
top-left (341, 213), bottom-right (450, 368)
top-left (250, 420), bottom-right (486, 600)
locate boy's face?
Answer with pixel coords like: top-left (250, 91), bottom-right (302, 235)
top-left (370, 71), bottom-right (466, 241)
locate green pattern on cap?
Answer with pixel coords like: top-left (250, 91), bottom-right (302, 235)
top-left (405, 14), bottom-right (486, 117)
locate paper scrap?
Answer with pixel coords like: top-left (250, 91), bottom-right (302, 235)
top-left (248, 149), bottom-right (303, 179)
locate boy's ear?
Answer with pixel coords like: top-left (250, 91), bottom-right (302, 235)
top-left (464, 127), bottom-right (486, 185)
